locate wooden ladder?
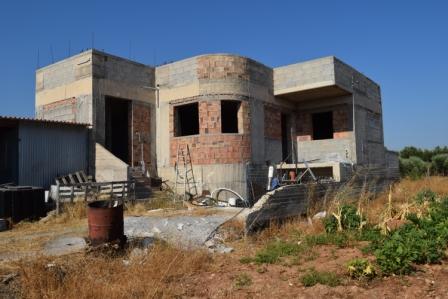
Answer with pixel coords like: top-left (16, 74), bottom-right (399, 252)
top-left (174, 144), bottom-right (198, 200)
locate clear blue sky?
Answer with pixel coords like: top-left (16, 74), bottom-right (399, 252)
top-left (0, 0), bottom-right (447, 150)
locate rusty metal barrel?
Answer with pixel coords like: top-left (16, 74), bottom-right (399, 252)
top-left (87, 199), bottom-right (125, 246)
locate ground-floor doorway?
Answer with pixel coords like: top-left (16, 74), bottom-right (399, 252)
top-left (105, 96), bottom-right (130, 163)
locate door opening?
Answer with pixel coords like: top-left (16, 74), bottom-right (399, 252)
top-left (105, 97), bottom-right (130, 163)
top-left (281, 113), bottom-right (290, 162)
top-left (312, 111), bottom-right (333, 140)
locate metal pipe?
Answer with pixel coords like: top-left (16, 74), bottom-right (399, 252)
top-left (351, 75), bottom-right (357, 165)
top-left (142, 85), bottom-right (160, 108)
top-left (211, 188), bottom-right (249, 207)
top-left (131, 102), bottom-right (134, 166)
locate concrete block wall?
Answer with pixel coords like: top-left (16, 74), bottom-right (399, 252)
top-left (386, 150), bottom-right (399, 169)
top-left (36, 49), bottom-right (157, 178)
top-left (91, 50), bottom-right (155, 144)
top-left (91, 51), bottom-right (156, 175)
top-left (332, 57), bottom-right (385, 166)
top-left (155, 54), bottom-right (277, 197)
top-left (35, 50), bottom-right (395, 197)
top-left (274, 56), bottom-right (336, 95)
top-left (35, 51), bottom-right (93, 124)
top-left (263, 104), bottom-right (283, 163)
top-left (92, 52), bottom-right (154, 87)
top-left (297, 136), bottom-right (353, 163)
top-left (156, 54), bottom-right (274, 169)
top-left (95, 143), bottom-right (128, 182)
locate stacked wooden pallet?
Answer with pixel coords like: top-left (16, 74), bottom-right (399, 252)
top-left (52, 171), bottom-right (135, 213)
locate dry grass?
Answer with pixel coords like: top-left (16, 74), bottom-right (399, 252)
top-left (361, 176), bottom-right (448, 224)
top-left (4, 177), bottom-right (448, 298)
top-left (13, 201), bottom-right (86, 231)
top-left (305, 176), bottom-right (448, 230)
top-left (15, 243), bottom-right (211, 299)
top-left (244, 176), bottom-right (448, 245)
top-left (252, 217), bottom-right (325, 245)
top-left (0, 202), bottom-right (87, 257)
top-left (124, 191), bottom-right (185, 216)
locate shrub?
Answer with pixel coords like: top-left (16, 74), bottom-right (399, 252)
top-left (374, 226), bottom-right (418, 275)
top-left (432, 154), bottom-right (448, 176)
top-left (400, 146), bottom-right (448, 162)
top-left (414, 188), bottom-right (437, 204)
top-left (374, 197), bottom-right (448, 275)
top-left (322, 216), bottom-right (338, 233)
top-left (301, 269), bottom-right (341, 287)
top-left (356, 225), bottom-right (383, 242)
top-left (399, 156), bottom-right (428, 179)
top-left (323, 204), bottom-right (362, 233)
top-left (347, 258), bottom-right (376, 280)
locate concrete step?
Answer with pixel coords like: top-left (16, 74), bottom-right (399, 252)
top-left (129, 167), bottom-right (152, 200)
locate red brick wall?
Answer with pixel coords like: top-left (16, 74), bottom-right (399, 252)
top-left (169, 100), bottom-right (251, 165)
top-left (296, 112), bottom-right (312, 141)
top-left (40, 97), bottom-right (77, 122)
top-left (199, 101), bottom-right (221, 134)
top-left (197, 56), bottom-right (249, 81)
top-left (264, 105), bottom-right (282, 140)
top-left (130, 101), bottom-right (151, 168)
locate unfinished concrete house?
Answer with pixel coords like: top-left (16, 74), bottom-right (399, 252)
top-left (35, 49), bottom-right (398, 203)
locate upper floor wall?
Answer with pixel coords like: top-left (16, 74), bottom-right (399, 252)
top-left (35, 49), bottom-right (155, 124)
top-left (155, 54), bottom-right (274, 104)
top-left (274, 56), bottom-right (381, 109)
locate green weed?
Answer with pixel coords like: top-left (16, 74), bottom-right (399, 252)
top-left (374, 195), bottom-right (448, 275)
top-left (254, 240), bottom-right (302, 264)
top-left (305, 232), bottom-right (350, 248)
top-left (323, 204), bottom-right (363, 233)
top-left (414, 189), bottom-right (437, 204)
top-left (347, 258), bottom-right (376, 280)
top-left (234, 273), bottom-right (252, 289)
top-left (239, 257), bottom-right (253, 264)
top-left (301, 269), bottom-right (341, 287)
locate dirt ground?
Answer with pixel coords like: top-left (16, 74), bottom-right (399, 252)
top-left (1, 178), bottom-right (448, 298)
top-left (2, 239), bottom-right (447, 298)
top-left (186, 246), bottom-right (448, 298)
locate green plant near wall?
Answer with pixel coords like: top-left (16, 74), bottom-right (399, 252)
top-left (374, 195), bottom-right (448, 275)
top-left (414, 188), bottom-right (437, 204)
top-left (323, 204), bottom-right (363, 233)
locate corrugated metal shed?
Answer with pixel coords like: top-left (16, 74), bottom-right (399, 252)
top-left (0, 115), bottom-right (90, 126)
top-left (0, 116), bottom-right (90, 188)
